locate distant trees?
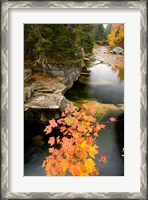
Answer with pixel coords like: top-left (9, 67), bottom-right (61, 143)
top-left (107, 24), bottom-right (124, 49)
top-left (95, 24), bottom-right (107, 42)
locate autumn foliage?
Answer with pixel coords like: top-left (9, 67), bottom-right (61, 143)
top-left (42, 103), bottom-right (116, 176)
top-left (107, 24), bottom-right (124, 49)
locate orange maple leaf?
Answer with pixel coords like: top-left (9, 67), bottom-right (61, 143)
top-left (60, 126), bottom-right (66, 132)
top-left (69, 165), bottom-right (81, 176)
top-left (77, 125), bottom-right (86, 132)
top-left (64, 107), bottom-right (75, 113)
top-left (99, 154), bottom-right (107, 164)
top-left (94, 132), bottom-right (98, 137)
top-left (44, 125), bottom-right (52, 134)
top-left (48, 137), bottom-right (55, 146)
top-left (89, 106), bottom-right (96, 115)
top-left (100, 124), bottom-right (106, 129)
top-left (49, 147), bottom-right (55, 153)
top-left (86, 137), bottom-right (94, 145)
top-left (49, 119), bottom-right (58, 128)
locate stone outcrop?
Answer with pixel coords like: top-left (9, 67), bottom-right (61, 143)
top-left (24, 69), bottom-right (32, 82)
top-left (25, 94), bottom-right (74, 123)
top-left (24, 62), bottom-right (83, 123)
top-left (25, 93), bottom-right (73, 110)
top-left (34, 62), bottom-right (84, 89)
top-left (113, 47), bottom-right (124, 55)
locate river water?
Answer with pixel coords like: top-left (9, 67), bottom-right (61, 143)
top-left (65, 63), bottom-right (124, 105)
top-left (24, 47), bottom-right (124, 176)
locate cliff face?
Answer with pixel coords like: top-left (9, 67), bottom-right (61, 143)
top-left (33, 61), bottom-right (84, 89)
top-left (24, 61), bottom-right (84, 124)
top-left (47, 64), bottom-right (84, 89)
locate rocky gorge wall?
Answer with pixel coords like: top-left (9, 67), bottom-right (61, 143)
top-left (24, 61), bottom-right (84, 124)
top-left (42, 63), bottom-right (84, 89)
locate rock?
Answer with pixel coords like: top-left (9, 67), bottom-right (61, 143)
top-left (24, 94), bottom-right (75, 123)
top-left (24, 69), bottom-right (32, 82)
top-left (25, 94), bottom-right (64, 109)
top-left (84, 57), bottom-right (90, 61)
top-left (80, 72), bottom-right (91, 76)
top-left (98, 59), bottom-right (106, 63)
top-left (24, 87), bottom-right (34, 102)
top-left (113, 47), bottom-right (124, 55)
top-left (33, 62), bottom-right (84, 89)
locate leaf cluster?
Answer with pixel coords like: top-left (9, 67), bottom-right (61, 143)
top-left (42, 103), bottom-right (109, 176)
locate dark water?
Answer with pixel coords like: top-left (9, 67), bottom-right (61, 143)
top-left (24, 61), bottom-right (124, 176)
top-left (24, 113), bottom-right (124, 176)
top-left (65, 64), bottom-right (124, 105)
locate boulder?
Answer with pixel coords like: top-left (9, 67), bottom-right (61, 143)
top-left (113, 47), bottom-right (124, 55)
top-left (24, 94), bottom-right (75, 123)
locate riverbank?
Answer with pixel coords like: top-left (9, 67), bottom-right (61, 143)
top-left (93, 45), bottom-right (124, 68)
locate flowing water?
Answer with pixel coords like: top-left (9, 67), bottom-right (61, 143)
top-left (24, 47), bottom-right (124, 176)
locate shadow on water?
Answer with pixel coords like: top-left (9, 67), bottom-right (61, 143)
top-left (115, 113), bottom-right (124, 154)
top-left (24, 120), bottom-right (63, 176)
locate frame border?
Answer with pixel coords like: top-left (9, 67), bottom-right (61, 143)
top-left (1, 1), bottom-right (147, 199)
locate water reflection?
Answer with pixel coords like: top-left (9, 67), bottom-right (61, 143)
top-left (65, 63), bottom-right (124, 104)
